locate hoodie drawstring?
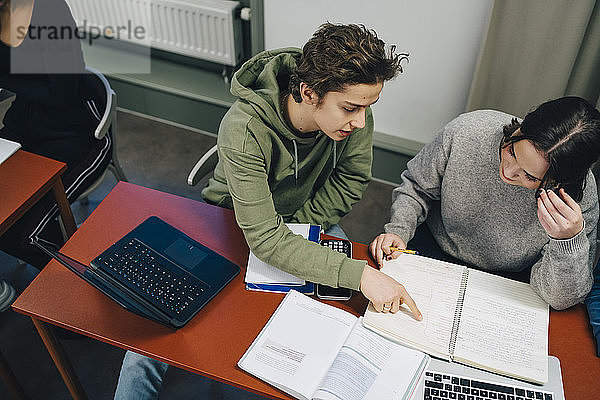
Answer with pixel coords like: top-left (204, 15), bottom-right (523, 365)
top-left (292, 139), bottom-right (298, 184)
top-left (332, 139), bottom-right (337, 170)
top-left (291, 137), bottom-right (336, 185)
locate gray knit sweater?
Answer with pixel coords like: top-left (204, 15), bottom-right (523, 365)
top-left (385, 110), bottom-right (598, 310)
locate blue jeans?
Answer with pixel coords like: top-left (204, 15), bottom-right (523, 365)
top-left (114, 351), bottom-right (168, 400)
top-left (114, 224), bottom-right (347, 399)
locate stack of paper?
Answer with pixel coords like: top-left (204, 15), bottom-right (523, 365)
top-left (245, 224), bottom-right (320, 294)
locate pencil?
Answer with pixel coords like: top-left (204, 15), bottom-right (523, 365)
top-left (388, 247), bottom-right (418, 255)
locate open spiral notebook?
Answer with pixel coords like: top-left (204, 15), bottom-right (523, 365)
top-left (363, 254), bottom-right (549, 384)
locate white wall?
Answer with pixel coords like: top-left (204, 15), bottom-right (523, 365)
top-left (264, 0), bottom-right (493, 146)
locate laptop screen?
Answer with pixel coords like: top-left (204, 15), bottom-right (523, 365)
top-left (31, 237), bottom-right (174, 326)
top-left (32, 239), bottom-right (89, 279)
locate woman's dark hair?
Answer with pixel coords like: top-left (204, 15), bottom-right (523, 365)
top-left (289, 22), bottom-right (407, 104)
top-left (501, 96), bottom-right (600, 201)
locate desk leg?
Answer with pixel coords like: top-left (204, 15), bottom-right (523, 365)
top-left (31, 318), bottom-right (88, 400)
top-left (51, 179), bottom-right (77, 238)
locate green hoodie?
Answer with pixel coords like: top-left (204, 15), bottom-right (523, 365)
top-left (202, 48), bottom-right (373, 289)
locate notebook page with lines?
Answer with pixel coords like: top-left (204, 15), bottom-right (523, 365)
top-left (454, 268), bottom-right (548, 383)
top-left (363, 254), bottom-right (466, 359)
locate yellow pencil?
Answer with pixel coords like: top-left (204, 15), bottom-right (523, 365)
top-left (389, 247), bottom-right (418, 255)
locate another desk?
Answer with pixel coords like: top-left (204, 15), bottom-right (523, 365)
top-left (0, 150), bottom-right (77, 237)
top-left (0, 150), bottom-right (78, 400)
top-left (11, 182), bottom-right (600, 399)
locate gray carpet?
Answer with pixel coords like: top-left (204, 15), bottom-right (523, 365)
top-left (0, 110), bottom-right (398, 399)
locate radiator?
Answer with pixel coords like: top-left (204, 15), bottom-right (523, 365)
top-left (66, 0), bottom-right (243, 66)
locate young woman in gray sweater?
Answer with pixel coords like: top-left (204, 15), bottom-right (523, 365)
top-left (370, 96), bottom-right (600, 311)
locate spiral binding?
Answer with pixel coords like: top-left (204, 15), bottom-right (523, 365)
top-left (448, 268), bottom-right (469, 358)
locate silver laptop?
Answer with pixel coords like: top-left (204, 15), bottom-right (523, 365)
top-left (415, 356), bottom-right (564, 400)
top-left (0, 138), bottom-right (20, 166)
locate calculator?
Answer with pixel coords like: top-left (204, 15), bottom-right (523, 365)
top-left (317, 239), bottom-right (353, 300)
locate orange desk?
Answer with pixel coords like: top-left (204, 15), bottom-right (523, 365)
top-left (0, 150), bottom-right (76, 237)
top-left (11, 182), bottom-right (600, 400)
top-left (0, 150), bottom-right (78, 400)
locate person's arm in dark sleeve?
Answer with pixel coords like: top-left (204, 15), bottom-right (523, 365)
top-left (0, 73), bottom-right (78, 108)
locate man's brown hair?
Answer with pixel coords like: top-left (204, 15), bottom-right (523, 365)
top-left (289, 22), bottom-right (407, 104)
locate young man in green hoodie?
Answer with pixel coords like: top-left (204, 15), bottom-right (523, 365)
top-left (114, 23), bottom-right (420, 399)
top-left (202, 23), bottom-right (421, 317)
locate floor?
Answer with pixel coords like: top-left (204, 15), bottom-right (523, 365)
top-left (0, 110), bottom-right (397, 399)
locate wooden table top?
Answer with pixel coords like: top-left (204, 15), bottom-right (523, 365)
top-left (0, 150), bottom-right (66, 236)
top-left (11, 182), bottom-right (600, 399)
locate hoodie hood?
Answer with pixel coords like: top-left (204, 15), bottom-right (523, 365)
top-left (231, 47), bottom-right (342, 181)
top-left (230, 47), bottom-right (315, 144)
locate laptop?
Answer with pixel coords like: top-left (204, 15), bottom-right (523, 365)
top-left (0, 138), bottom-right (21, 166)
top-left (34, 216), bottom-right (240, 328)
top-left (415, 356), bottom-right (564, 400)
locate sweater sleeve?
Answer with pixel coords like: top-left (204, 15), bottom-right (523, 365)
top-left (530, 179), bottom-right (598, 310)
top-left (288, 109), bottom-right (373, 231)
top-left (220, 127), bottom-right (366, 290)
top-left (384, 122), bottom-right (453, 243)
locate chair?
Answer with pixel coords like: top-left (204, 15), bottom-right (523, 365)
top-left (187, 144), bottom-right (218, 188)
top-left (2, 71), bottom-right (126, 267)
top-left (76, 66), bottom-right (127, 203)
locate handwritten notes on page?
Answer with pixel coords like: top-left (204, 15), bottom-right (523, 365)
top-left (363, 254), bottom-right (465, 358)
top-left (362, 253), bottom-right (549, 384)
top-left (454, 269), bottom-right (548, 384)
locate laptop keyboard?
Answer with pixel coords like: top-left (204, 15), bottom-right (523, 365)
top-left (94, 238), bottom-right (209, 316)
top-left (424, 370), bottom-right (554, 400)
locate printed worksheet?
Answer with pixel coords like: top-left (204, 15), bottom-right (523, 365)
top-left (239, 291), bottom-right (429, 400)
top-left (239, 291), bottom-right (356, 399)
